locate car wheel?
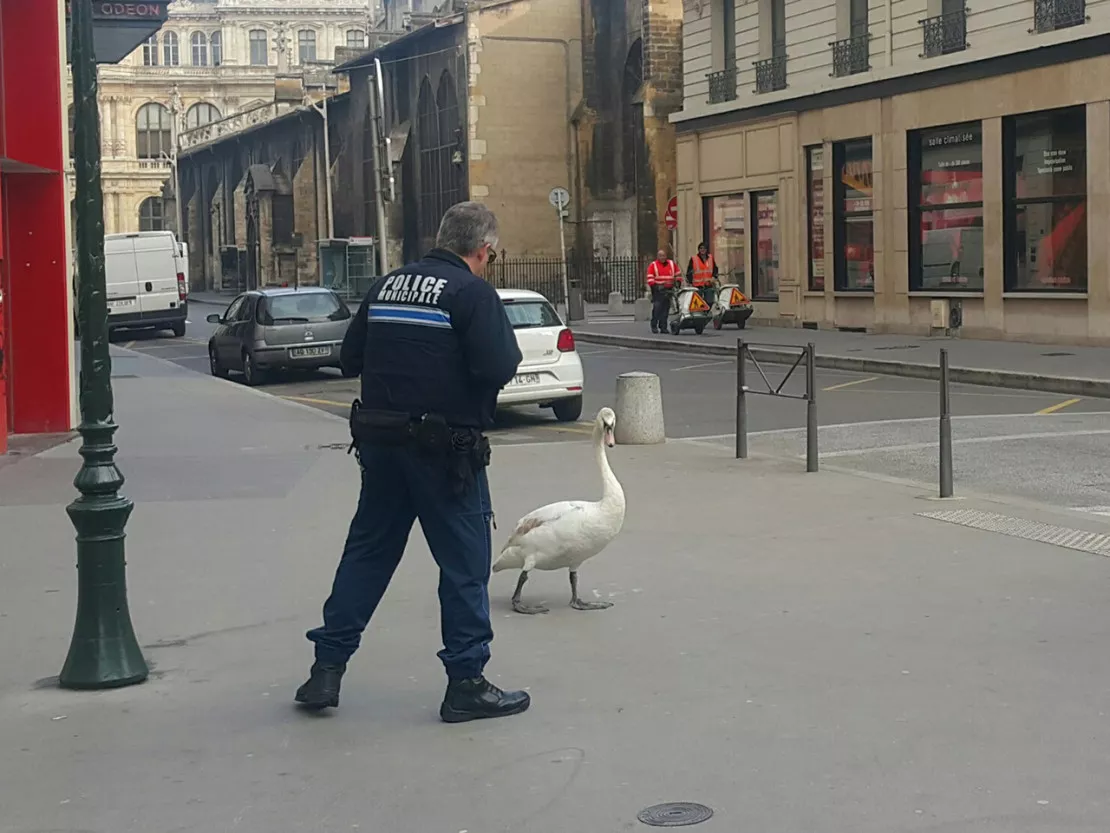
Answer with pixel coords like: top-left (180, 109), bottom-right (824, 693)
top-left (552, 396), bottom-right (583, 423)
top-left (171, 321), bottom-right (186, 338)
top-left (209, 345), bottom-right (229, 379)
top-left (242, 351), bottom-right (265, 386)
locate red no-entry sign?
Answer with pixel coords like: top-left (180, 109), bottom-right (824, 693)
top-left (664, 197), bottom-right (678, 230)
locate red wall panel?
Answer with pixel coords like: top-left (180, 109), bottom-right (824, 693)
top-left (1, 0), bottom-right (65, 171)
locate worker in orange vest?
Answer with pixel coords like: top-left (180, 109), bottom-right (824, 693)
top-left (646, 248), bottom-right (680, 334)
top-left (685, 241), bottom-right (719, 308)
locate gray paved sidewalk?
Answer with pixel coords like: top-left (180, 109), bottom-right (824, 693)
top-left (575, 318), bottom-right (1110, 397)
top-left (3, 349), bottom-right (1110, 832)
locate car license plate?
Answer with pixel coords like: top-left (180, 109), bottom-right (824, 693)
top-left (290, 345), bottom-right (331, 359)
top-left (511, 373), bottom-right (540, 386)
top-left (107, 298), bottom-right (135, 311)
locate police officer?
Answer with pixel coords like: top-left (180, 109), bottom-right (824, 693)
top-left (295, 201), bottom-right (531, 724)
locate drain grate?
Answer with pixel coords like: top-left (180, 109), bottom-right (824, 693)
top-left (637, 803), bottom-right (714, 827)
top-left (1041, 351), bottom-right (1075, 357)
top-left (919, 509), bottom-right (1110, 557)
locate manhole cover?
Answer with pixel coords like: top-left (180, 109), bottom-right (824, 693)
top-left (637, 802), bottom-right (714, 827)
top-left (1041, 351), bottom-right (1075, 357)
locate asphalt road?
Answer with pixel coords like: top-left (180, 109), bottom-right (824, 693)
top-left (118, 305), bottom-right (1110, 514)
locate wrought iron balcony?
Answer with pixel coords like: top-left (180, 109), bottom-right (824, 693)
top-left (754, 53), bottom-right (787, 94)
top-left (831, 33), bottom-right (871, 77)
top-left (1033, 0), bottom-right (1086, 32)
top-left (708, 66), bottom-right (738, 104)
top-left (921, 8), bottom-right (967, 58)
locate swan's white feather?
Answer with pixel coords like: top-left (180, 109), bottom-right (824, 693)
top-left (493, 408), bottom-right (625, 577)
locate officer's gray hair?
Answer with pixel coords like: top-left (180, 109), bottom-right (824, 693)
top-left (435, 201), bottom-right (499, 258)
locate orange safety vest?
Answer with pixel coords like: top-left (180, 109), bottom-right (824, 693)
top-left (647, 259), bottom-right (679, 288)
top-left (690, 254), bottom-right (715, 287)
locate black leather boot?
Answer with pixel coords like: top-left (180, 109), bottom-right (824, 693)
top-left (439, 676), bottom-right (531, 723)
top-left (294, 662), bottom-right (345, 710)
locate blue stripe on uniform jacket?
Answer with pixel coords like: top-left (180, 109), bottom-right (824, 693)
top-left (367, 304), bottom-right (453, 329)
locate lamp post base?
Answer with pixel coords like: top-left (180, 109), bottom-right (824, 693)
top-left (58, 423), bottom-right (148, 691)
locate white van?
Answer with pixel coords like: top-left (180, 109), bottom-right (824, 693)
top-left (103, 231), bottom-right (188, 337)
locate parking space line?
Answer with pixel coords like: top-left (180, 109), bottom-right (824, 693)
top-left (1036, 397), bottom-right (1082, 415)
top-left (822, 376), bottom-right (879, 392)
top-left (671, 360), bottom-right (731, 372)
top-left (281, 394), bottom-right (350, 408)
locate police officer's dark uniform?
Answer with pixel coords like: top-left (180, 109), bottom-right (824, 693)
top-left (295, 238), bottom-right (530, 723)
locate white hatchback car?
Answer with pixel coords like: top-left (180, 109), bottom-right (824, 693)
top-left (496, 288), bottom-right (585, 422)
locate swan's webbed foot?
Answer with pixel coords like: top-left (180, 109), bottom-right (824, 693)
top-left (569, 571), bottom-right (613, 611)
top-left (511, 571), bottom-right (549, 615)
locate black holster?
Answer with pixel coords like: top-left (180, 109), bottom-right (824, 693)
top-left (347, 400), bottom-right (491, 496)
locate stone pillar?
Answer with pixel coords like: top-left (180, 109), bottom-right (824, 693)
top-left (1087, 101), bottom-right (1110, 340)
top-left (614, 371), bottom-right (665, 445)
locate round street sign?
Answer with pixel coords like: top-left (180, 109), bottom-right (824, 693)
top-left (665, 196), bottom-right (678, 230)
top-left (549, 187), bottom-right (571, 210)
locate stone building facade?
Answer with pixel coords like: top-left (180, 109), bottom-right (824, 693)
top-left (65, 0), bottom-right (373, 237)
top-left (578, 0), bottom-right (684, 260)
top-left (676, 0), bottom-right (1110, 345)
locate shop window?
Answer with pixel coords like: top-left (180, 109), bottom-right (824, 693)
top-left (806, 146), bottom-right (825, 291)
top-left (832, 138), bottom-right (874, 291)
top-left (1003, 106), bottom-right (1087, 292)
top-left (751, 191), bottom-right (780, 299)
top-left (908, 122), bottom-right (984, 291)
top-left (702, 194), bottom-right (746, 289)
top-left (249, 30), bottom-right (268, 66)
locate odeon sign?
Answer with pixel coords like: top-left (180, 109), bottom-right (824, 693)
top-left (92, 2), bottom-right (168, 19)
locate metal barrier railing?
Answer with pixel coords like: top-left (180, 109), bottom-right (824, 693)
top-left (735, 339), bottom-right (818, 472)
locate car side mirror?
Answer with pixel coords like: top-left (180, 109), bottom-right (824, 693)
top-left (206, 313), bottom-right (222, 324)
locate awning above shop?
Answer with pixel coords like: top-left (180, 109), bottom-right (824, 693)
top-left (65, 0), bottom-right (171, 64)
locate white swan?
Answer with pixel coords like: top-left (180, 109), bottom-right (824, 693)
top-left (493, 407), bottom-right (626, 614)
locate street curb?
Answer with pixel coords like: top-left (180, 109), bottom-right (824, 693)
top-left (575, 331), bottom-right (1110, 399)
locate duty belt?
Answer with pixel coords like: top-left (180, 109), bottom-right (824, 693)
top-left (346, 400), bottom-right (492, 496)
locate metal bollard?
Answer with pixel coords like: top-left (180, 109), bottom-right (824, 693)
top-left (939, 348), bottom-right (953, 498)
top-left (806, 342), bottom-right (818, 473)
top-left (735, 338), bottom-right (748, 459)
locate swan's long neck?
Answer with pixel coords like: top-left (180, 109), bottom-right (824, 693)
top-left (593, 423), bottom-right (625, 511)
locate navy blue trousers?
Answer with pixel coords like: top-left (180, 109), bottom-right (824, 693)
top-left (307, 443), bottom-right (494, 680)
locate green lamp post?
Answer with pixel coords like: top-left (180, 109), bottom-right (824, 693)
top-left (59, 0), bottom-right (148, 690)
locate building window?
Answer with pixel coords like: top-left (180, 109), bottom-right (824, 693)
top-left (191, 31), bottom-right (208, 66)
top-left (708, 0), bottom-right (738, 103)
top-left (702, 194), bottom-right (746, 287)
top-left (346, 29), bottom-right (367, 49)
top-left (136, 102), bottom-right (172, 159)
top-left (142, 35), bottom-right (158, 66)
top-left (922, 0), bottom-right (967, 58)
top-left (752, 191), bottom-right (780, 299)
top-left (210, 31), bottom-right (222, 67)
top-left (249, 29), bottom-right (268, 65)
top-left (832, 138), bottom-right (874, 291)
top-left (1003, 106), bottom-right (1087, 292)
top-left (909, 122), bottom-right (984, 291)
top-left (298, 30), bottom-right (317, 63)
top-left (755, 0), bottom-right (787, 94)
top-left (139, 197), bottom-right (165, 231)
top-left (832, 0), bottom-right (870, 76)
top-left (807, 146), bottom-right (826, 291)
top-left (185, 102), bottom-right (221, 130)
top-left (1034, 0), bottom-right (1086, 33)
top-left (163, 31), bottom-right (180, 66)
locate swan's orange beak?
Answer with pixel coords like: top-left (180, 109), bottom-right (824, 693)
top-left (603, 425), bottom-right (615, 447)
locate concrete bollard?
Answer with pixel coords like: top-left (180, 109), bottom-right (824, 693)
top-left (614, 371), bottom-right (665, 445)
top-left (607, 290), bottom-right (624, 315)
top-left (633, 296), bottom-right (652, 322)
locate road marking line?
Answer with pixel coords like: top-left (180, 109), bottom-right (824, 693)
top-left (1037, 397), bottom-right (1082, 415)
top-left (281, 394), bottom-right (351, 408)
top-left (1071, 506), bottom-right (1110, 517)
top-left (122, 341), bottom-right (135, 349)
top-left (671, 360), bottom-right (731, 372)
top-left (822, 376), bottom-right (879, 392)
